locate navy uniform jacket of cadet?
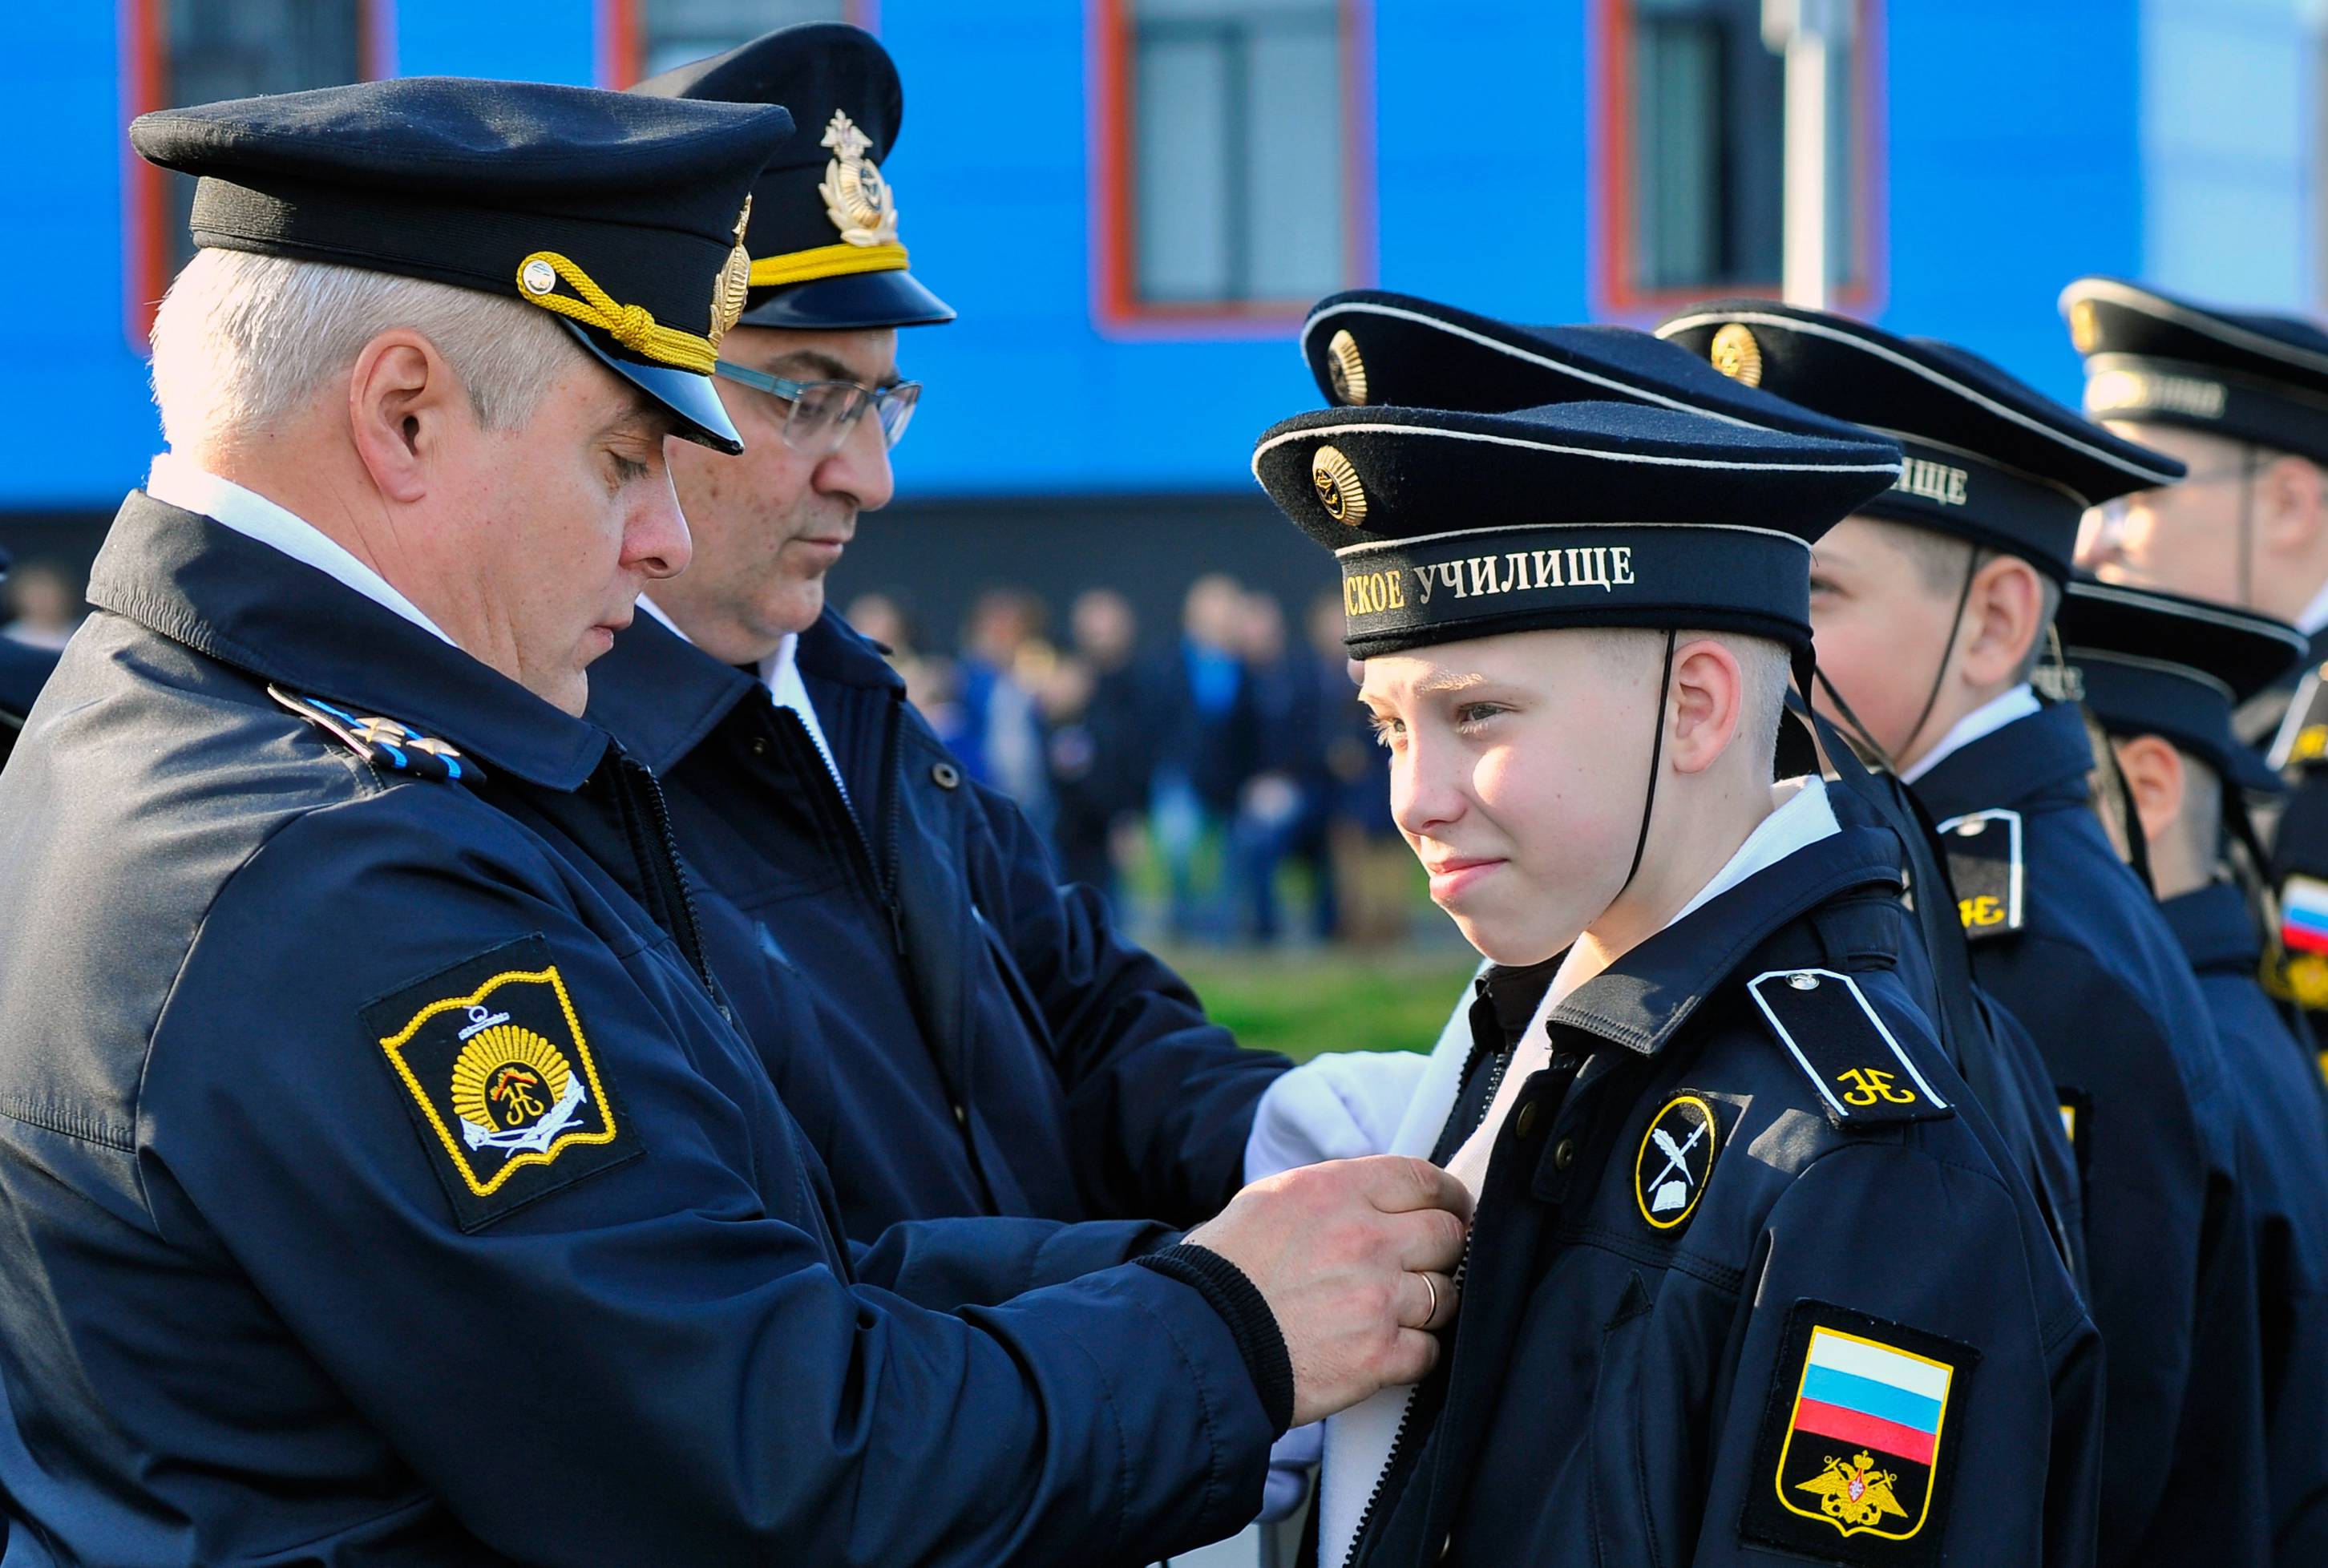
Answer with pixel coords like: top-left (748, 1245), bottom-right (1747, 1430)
top-left (586, 608), bottom-right (1287, 1235)
top-left (1248, 399), bottom-right (2099, 1568)
top-left (0, 493), bottom-right (1282, 1567)
top-left (1656, 297), bottom-right (2269, 1566)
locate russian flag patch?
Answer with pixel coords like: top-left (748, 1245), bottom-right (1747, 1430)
top-left (2283, 875), bottom-right (2328, 957)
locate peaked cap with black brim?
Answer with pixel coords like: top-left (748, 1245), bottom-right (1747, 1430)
top-left (1254, 401), bottom-right (1903, 659)
top-left (2061, 277), bottom-right (2328, 469)
top-left (1652, 301), bottom-right (2185, 584)
top-left (633, 23), bottom-right (954, 331)
top-left (1301, 290), bottom-right (1878, 447)
top-left (131, 77), bottom-right (793, 455)
top-left (2057, 576), bottom-right (2306, 794)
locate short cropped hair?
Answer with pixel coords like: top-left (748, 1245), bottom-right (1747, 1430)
top-left (1601, 626), bottom-right (1793, 782)
top-left (1889, 526), bottom-right (2061, 684)
top-left (148, 249), bottom-right (580, 455)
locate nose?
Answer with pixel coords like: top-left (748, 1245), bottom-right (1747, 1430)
top-left (1390, 730), bottom-right (1467, 845)
top-left (2075, 500), bottom-right (2125, 571)
top-left (814, 405), bottom-right (896, 514)
top-left (624, 467), bottom-right (693, 582)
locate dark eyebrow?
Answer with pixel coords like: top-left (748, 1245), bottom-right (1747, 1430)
top-left (757, 348), bottom-right (903, 391)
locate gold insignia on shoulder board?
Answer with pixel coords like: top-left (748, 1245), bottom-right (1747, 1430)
top-left (1710, 322), bottom-right (1763, 386)
top-left (1312, 444), bottom-right (1368, 527)
top-left (819, 111), bottom-right (899, 248)
top-left (2068, 297), bottom-right (2100, 355)
top-left (1326, 329), bottom-right (1370, 405)
top-left (711, 196), bottom-right (753, 346)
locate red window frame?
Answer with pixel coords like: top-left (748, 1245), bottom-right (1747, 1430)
top-left (1088, 0), bottom-right (1377, 338)
top-left (597, 0), bottom-right (881, 88)
top-left (1590, 0), bottom-right (1887, 321)
top-left (120, 0), bottom-right (394, 349)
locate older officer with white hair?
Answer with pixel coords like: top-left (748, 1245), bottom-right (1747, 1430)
top-left (0, 77), bottom-right (1469, 1566)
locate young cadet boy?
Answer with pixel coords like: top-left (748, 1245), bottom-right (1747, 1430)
top-left (1255, 292), bottom-right (2088, 1292)
top-left (1254, 395), bottom-right (2099, 1568)
top-left (2055, 577), bottom-right (2328, 1564)
top-left (1656, 300), bottom-right (2268, 1566)
top-left (2059, 279), bottom-right (2328, 1028)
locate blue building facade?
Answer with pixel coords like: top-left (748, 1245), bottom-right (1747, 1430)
top-left (5, 0), bottom-right (2323, 634)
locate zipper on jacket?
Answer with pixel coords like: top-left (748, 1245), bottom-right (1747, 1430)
top-left (615, 754), bottom-right (719, 1000)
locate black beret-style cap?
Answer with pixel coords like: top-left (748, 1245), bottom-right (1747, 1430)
top-left (634, 24), bottom-right (953, 332)
top-left (2057, 576), bottom-right (2306, 794)
top-left (130, 77), bottom-right (794, 454)
top-left (1653, 301), bottom-right (2185, 584)
top-left (1254, 402), bottom-right (1902, 657)
top-left (1300, 290), bottom-right (1877, 446)
top-left (2061, 277), bottom-right (2328, 469)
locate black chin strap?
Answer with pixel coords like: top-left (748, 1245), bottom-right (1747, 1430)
top-left (2083, 708), bottom-right (2156, 895)
top-left (1620, 629), bottom-right (1679, 897)
top-left (1899, 548), bottom-right (1982, 767)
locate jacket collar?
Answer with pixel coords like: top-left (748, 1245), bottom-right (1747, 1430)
top-left (2160, 880), bottom-right (2261, 976)
top-left (587, 604), bottom-right (904, 774)
top-left (87, 491), bottom-right (608, 790)
top-left (1549, 825), bottom-right (1906, 1057)
top-left (1908, 698), bottom-right (2095, 825)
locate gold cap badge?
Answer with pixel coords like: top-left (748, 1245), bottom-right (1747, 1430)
top-left (1326, 329), bottom-right (1370, 406)
top-left (710, 196), bottom-right (753, 346)
top-left (819, 110), bottom-right (899, 248)
top-left (2068, 297), bottom-right (2100, 355)
top-left (1312, 444), bottom-right (1368, 527)
top-left (1709, 323), bottom-right (1764, 387)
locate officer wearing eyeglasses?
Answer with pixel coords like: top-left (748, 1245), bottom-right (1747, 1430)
top-left (588, 26), bottom-right (1295, 1247)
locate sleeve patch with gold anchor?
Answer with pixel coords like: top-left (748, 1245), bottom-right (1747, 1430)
top-left (1746, 969), bottom-right (1954, 1130)
top-left (361, 936), bottom-right (639, 1231)
top-left (1934, 808), bottom-right (2024, 941)
top-left (1739, 1300), bottom-right (1976, 1567)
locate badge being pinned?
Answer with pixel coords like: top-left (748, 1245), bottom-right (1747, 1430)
top-left (362, 935), bottom-right (638, 1231)
top-left (1740, 1302), bottom-right (1975, 1566)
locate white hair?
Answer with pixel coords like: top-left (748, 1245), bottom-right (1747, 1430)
top-left (148, 249), bottom-right (581, 455)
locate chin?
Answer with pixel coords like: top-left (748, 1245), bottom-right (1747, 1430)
top-left (1449, 906), bottom-right (1576, 969)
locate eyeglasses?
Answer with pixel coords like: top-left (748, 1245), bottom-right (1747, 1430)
top-left (2078, 447), bottom-right (2260, 561)
top-left (711, 360), bottom-right (921, 456)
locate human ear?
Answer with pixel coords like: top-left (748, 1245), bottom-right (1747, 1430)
top-left (1956, 554), bottom-right (2044, 688)
top-left (2256, 453), bottom-right (2328, 558)
top-left (1667, 638), bottom-right (1743, 776)
top-left (346, 329), bottom-right (465, 507)
top-left (2108, 733), bottom-right (2185, 850)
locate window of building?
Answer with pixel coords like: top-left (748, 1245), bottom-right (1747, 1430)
top-left (1596, 0), bottom-right (1880, 313)
top-left (123, 0), bottom-right (379, 342)
top-left (601, 0), bottom-right (870, 86)
top-left (1095, 0), bottom-right (1375, 328)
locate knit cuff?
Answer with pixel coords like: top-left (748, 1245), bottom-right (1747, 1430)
top-left (1136, 1243), bottom-right (1295, 1437)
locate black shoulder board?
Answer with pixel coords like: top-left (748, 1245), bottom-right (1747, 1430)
top-left (1746, 968), bottom-right (1955, 1130)
top-left (269, 685), bottom-right (483, 785)
top-left (1936, 808), bottom-right (2023, 942)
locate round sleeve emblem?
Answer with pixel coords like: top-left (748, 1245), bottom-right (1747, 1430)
top-left (1312, 444), bottom-right (1369, 527)
top-left (1635, 1092), bottom-right (1720, 1231)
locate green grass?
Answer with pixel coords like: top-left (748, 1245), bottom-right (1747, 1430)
top-left (1158, 943), bottom-right (1482, 1064)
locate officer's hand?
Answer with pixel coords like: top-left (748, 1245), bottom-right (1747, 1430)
top-left (1186, 1155), bottom-right (1469, 1427)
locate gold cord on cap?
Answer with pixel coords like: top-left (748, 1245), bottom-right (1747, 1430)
top-left (746, 240), bottom-right (911, 290)
top-left (516, 251), bottom-right (717, 374)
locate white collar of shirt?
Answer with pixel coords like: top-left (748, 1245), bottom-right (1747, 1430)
top-left (1530, 774), bottom-right (1841, 1028)
top-left (144, 453), bottom-right (455, 646)
top-left (2295, 576), bottom-right (2328, 637)
top-left (1899, 683), bottom-right (2039, 785)
top-left (637, 597), bottom-right (844, 794)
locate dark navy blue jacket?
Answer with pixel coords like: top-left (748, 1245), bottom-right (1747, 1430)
top-left (0, 495), bottom-right (1275, 1566)
top-left (2160, 881), bottom-right (2328, 1564)
top-left (1916, 699), bottom-right (2269, 1566)
top-left (1345, 823), bottom-right (2100, 1568)
top-left (585, 608), bottom-right (1287, 1237)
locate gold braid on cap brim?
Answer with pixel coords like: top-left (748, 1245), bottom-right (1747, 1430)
top-left (515, 251), bottom-right (718, 374)
top-left (748, 240), bottom-right (911, 290)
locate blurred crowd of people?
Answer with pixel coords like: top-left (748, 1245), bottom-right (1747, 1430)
top-left (847, 575), bottom-right (1423, 946)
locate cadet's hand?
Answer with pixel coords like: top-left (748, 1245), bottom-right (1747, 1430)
top-left (1186, 1156), bottom-right (1469, 1427)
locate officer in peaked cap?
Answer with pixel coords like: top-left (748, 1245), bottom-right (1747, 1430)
top-left (1251, 396), bottom-right (2096, 1568)
top-left (0, 548), bottom-right (59, 770)
top-left (1263, 288), bottom-right (2097, 1303)
top-left (0, 77), bottom-right (1472, 1564)
top-left (604, 24), bottom-right (1302, 1284)
top-left (1658, 299), bottom-right (2268, 1566)
top-left (2059, 279), bottom-right (2328, 1019)
top-left (2057, 576), bottom-right (2328, 1566)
